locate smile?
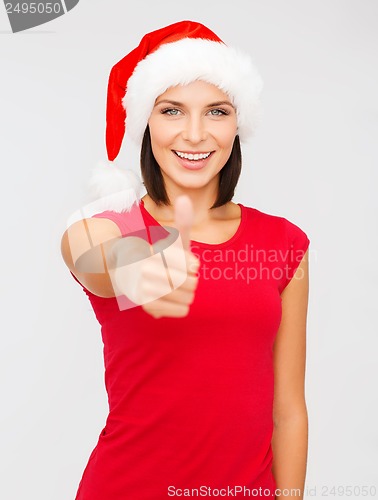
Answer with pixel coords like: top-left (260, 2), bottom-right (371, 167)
top-left (172, 149), bottom-right (214, 171)
top-left (174, 150), bottom-right (212, 161)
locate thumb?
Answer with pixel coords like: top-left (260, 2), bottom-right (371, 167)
top-left (174, 195), bottom-right (194, 252)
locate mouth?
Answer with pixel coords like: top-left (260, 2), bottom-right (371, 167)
top-left (172, 150), bottom-right (215, 171)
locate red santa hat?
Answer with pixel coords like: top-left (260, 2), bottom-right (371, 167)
top-left (89, 20), bottom-right (264, 213)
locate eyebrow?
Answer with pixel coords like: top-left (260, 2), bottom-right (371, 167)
top-left (154, 99), bottom-right (235, 109)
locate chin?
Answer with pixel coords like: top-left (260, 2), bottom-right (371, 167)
top-left (167, 177), bottom-right (208, 190)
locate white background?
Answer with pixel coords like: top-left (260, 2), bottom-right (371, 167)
top-left (1, 1), bottom-right (377, 498)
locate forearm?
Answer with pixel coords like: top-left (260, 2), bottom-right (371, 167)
top-left (271, 409), bottom-right (308, 500)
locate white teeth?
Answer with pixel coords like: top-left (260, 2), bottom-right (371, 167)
top-left (175, 151), bottom-right (211, 160)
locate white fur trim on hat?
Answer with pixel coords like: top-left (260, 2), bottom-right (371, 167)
top-left (123, 38), bottom-right (264, 144)
top-left (87, 160), bottom-right (144, 213)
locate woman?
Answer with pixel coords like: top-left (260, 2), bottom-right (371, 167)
top-left (61, 20), bottom-right (310, 499)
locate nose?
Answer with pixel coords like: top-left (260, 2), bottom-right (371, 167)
top-left (181, 114), bottom-right (208, 144)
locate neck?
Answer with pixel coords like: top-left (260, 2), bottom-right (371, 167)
top-left (143, 185), bottom-right (226, 227)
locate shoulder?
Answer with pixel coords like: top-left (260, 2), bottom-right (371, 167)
top-left (239, 204), bottom-right (310, 293)
top-left (90, 203), bottom-right (146, 237)
top-left (241, 203), bottom-right (310, 247)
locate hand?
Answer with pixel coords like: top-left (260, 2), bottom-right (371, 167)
top-left (112, 195), bottom-right (200, 318)
top-left (141, 195), bottom-right (200, 318)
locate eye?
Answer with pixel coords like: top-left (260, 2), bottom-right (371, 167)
top-left (208, 108), bottom-right (229, 116)
top-left (161, 108), bottom-right (181, 116)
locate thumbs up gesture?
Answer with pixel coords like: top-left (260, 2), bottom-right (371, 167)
top-left (141, 195), bottom-right (200, 318)
top-left (113, 195), bottom-right (200, 318)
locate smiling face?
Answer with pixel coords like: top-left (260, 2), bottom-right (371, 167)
top-left (147, 80), bottom-right (238, 197)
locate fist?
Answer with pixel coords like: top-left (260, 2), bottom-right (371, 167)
top-left (141, 195), bottom-right (200, 318)
top-left (113, 195), bottom-right (200, 318)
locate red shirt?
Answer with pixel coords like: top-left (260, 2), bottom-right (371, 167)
top-left (72, 200), bottom-right (310, 499)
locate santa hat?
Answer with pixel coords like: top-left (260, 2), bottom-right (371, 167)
top-left (89, 20), bottom-right (264, 213)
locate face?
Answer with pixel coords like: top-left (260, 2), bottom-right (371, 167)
top-left (147, 80), bottom-right (238, 196)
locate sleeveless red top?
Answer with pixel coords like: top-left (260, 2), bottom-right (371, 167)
top-left (72, 200), bottom-right (310, 499)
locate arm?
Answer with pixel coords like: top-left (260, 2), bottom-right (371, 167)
top-left (60, 217), bottom-right (123, 297)
top-left (271, 249), bottom-right (309, 499)
top-left (60, 209), bottom-right (198, 309)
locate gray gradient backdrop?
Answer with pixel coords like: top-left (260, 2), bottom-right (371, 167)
top-left (1, 1), bottom-right (377, 498)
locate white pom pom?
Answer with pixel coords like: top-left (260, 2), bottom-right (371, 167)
top-left (87, 160), bottom-right (145, 213)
